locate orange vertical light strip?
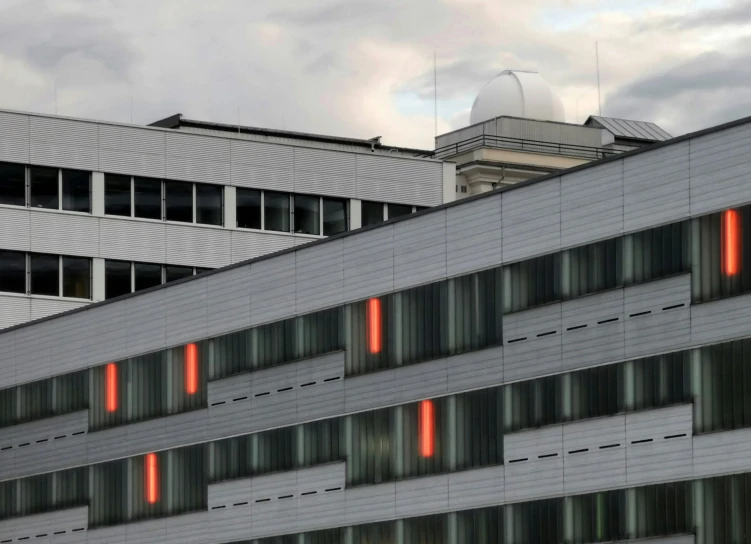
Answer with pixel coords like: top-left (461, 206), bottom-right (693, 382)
top-left (145, 452), bottom-right (159, 504)
top-left (105, 363), bottom-right (118, 413)
top-left (185, 343), bottom-right (198, 395)
top-left (418, 399), bottom-right (435, 458)
top-left (722, 209), bottom-right (741, 276)
top-left (366, 297), bottom-right (382, 354)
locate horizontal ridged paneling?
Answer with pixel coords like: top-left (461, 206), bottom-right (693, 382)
top-left (504, 425), bottom-right (564, 502)
top-left (29, 116), bottom-right (98, 170)
top-left (30, 298), bottom-right (88, 320)
top-left (165, 224), bottom-right (231, 268)
top-left (123, 290), bottom-right (167, 354)
top-left (502, 177), bottom-right (560, 262)
top-left (446, 345), bottom-right (503, 393)
top-left (163, 277), bottom-right (208, 345)
top-left (342, 224), bottom-right (394, 301)
top-left (356, 154), bottom-right (443, 207)
top-left (98, 123), bottom-right (166, 177)
top-left (0, 111), bottom-right (29, 163)
top-left (165, 132), bottom-right (231, 185)
top-left (30, 212), bottom-right (99, 257)
top-left (0, 506), bottom-right (87, 543)
top-left (691, 292), bottom-right (751, 346)
top-left (248, 253), bottom-right (296, 326)
top-left (295, 239), bottom-right (344, 314)
top-left (392, 209), bottom-right (447, 290)
top-left (561, 289), bottom-right (624, 371)
top-left (693, 427), bottom-right (751, 478)
top-left (448, 464), bottom-right (505, 511)
top-left (446, 192), bottom-right (502, 276)
top-left (503, 303), bottom-right (562, 382)
top-left (99, 217), bottom-right (166, 262)
top-left (293, 147), bottom-right (356, 198)
top-left (563, 415), bottom-right (626, 495)
top-left (0, 295), bottom-right (30, 331)
top-left (206, 264), bottom-right (251, 336)
top-left (229, 229), bottom-right (299, 264)
top-left (0, 206), bottom-right (31, 251)
top-left (394, 473), bottom-right (449, 517)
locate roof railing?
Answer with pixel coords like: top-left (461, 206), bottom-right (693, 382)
top-left (428, 134), bottom-right (620, 161)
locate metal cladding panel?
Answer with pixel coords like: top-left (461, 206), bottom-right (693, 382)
top-left (297, 486), bottom-right (346, 533)
top-left (502, 177), bottom-right (561, 262)
top-left (446, 192), bottom-right (502, 276)
top-left (448, 465), bottom-right (505, 511)
top-left (249, 365), bottom-right (298, 431)
top-left (693, 427), bottom-right (751, 478)
top-left (252, 497), bottom-right (298, 539)
top-left (342, 224), bottom-right (394, 302)
top-left (249, 252), bottom-right (296, 326)
top-left (0, 295), bottom-right (30, 332)
top-left (165, 132), bottom-right (231, 185)
top-left (561, 289), bottom-right (624, 371)
top-left (560, 159), bottom-right (624, 248)
top-left (123, 290), bottom-right (167, 354)
top-left (229, 230), bottom-right (299, 264)
top-left (344, 368), bottom-right (396, 413)
top-left (122, 518), bottom-right (167, 544)
top-left (206, 508), bottom-right (251, 544)
top-left (0, 410), bottom-right (86, 463)
top-left (624, 275), bottom-right (691, 359)
top-left (231, 160), bottom-right (295, 192)
top-left (165, 224), bottom-right (232, 269)
top-left (626, 405), bottom-right (693, 485)
top-left (391, 358), bottom-right (447, 405)
top-left (99, 217), bottom-right (167, 262)
top-left (355, 155), bottom-right (443, 207)
top-left (86, 425), bottom-right (129, 465)
top-left (230, 138), bottom-right (294, 169)
top-left (0, 111), bottom-right (29, 163)
top-left (293, 147), bottom-right (356, 198)
top-left (123, 410), bottom-right (208, 457)
top-left (206, 264), bottom-right (252, 336)
top-left (29, 116), bottom-right (99, 170)
top-left (562, 415), bottom-right (626, 495)
top-left (446, 345), bottom-right (503, 394)
top-left (623, 141), bottom-right (689, 232)
top-left (345, 482), bottom-right (396, 525)
top-left (98, 123), bottom-right (165, 155)
top-left (393, 209), bottom-right (447, 290)
top-left (30, 212), bottom-right (99, 257)
top-left (689, 123), bottom-right (751, 216)
top-left (0, 328), bottom-right (15, 387)
top-left (394, 473), bottom-right (449, 517)
top-left (0, 206), bottom-right (31, 251)
top-left (295, 239), bottom-right (344, 314)
top-left (691, 293), bottom-right (751, 347)
top-left (29, 298), bottom-right (88, 321)
top-left (504, 425), bottom-right (564, 502)
top-left (163, 277), bottom-right (208, 346)
top-left (503, 303), bottom-right (562, 382)
top-left (208, 394), bottom-right (251, 439)
top-left (0, 506), bottom-right (88, 543)
top-left (98, 148), bottom-right (166, 178)
top-left (87, 526), bottom-right (127, 544)
top-left (296, 352), bottom-right (345, 421)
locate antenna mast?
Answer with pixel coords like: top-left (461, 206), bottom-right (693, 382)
top-left (596, 41), bottom-right (602, 116)
top-left (434, 51), bottom-right (437, 138)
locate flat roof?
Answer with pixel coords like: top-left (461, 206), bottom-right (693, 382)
top-left (585, 115), bottom-right (672, 141)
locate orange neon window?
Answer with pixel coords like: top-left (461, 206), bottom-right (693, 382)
top-left (722, 209), bottom-right (741, 276)
top-left (145, 452), bottom-right (159, 504)
top-left (418, 399), bottom-right (435, 458)
top-left (185, 343), bottom-right (198, 395)
top-left (105, 363), bottom-right (118, 413)
top-left (366, 298), bottom-right (382, 354)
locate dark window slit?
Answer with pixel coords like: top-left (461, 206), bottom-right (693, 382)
top-left (300, 381), bottom-right (316, 387)
top-left (569, 448), bottom-right (589, 454)
top-left (629, 310), bottom-right (651, 317)
top-left (508, 457), bottom-right (528, 463)
top-left (54, 435), bottom-right (66, 440)
top-left (325, 487), bottom-right (342, 492)
top-left (233, 501), bottom-right (248, 506)
top-left (36, 439), bottom-right (48, 443)
top-left (664, 433), bottom-right (687, 440)
top-left (211, 505), bottom-right (226, 510)
top-left (599, 443), bottom-right (620, 449)
top-left (536, 331), bottom-right (556, 338)
top-left (54, 531), bottom-right (66, 535)
top-left (18, 442), bottom-right (30, 447)
top-left (255, 392), bottom-right (270, 397)
top-left (255, 498), bottom-right (270, 503)
top-left (0, 446), bottom-right (11, 451)
top-left (566, 324), bottom-right (587, 331)
top-left (232, 396), bottom-right (248, 402)
top-left (631, 438), bottom-right (653, 444)
top-left (1, 539), bottom-right (12, 543)
top-left (210, 401), bottom-right (226, 406)
top-left (507, 337), bottom-right (527, 344)
top-left (597, 317), bottom-right (619, 324)
top-left (72, 528), bottom-right (85, 532)
top-left (278, 386), bottom-right (293, 392)
top-left (301, 491), bottom-right (317, 496)
top-left (19, 538), bottom-right (29, 541)
top-left (36, 535), bottom-right (47, 538)
top-left (538, 453), bottom-right (558, 459)
top-left (71, 431), bottom-right (85, 436)
top-left (324, 376), bottom-right (341, 382)
top-left (663, 303), bottom-right (685, 311)
top-left (278, 494), bottom-right (293, 500)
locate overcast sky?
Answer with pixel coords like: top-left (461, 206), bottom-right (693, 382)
top-left (0, 0), bottom-right (749, 149)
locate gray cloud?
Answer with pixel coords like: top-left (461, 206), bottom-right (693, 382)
top-left (635, 1), bottom-right (751, 32)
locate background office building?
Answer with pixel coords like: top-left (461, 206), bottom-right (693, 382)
top-left (2, 106), bottom-right (751, 542)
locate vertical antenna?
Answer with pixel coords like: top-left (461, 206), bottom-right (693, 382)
top-left (434, 51), bottom-right (437, 138)
top-left (54, 80), bottom-right (58, 115)
top-left (596, 41), bottom-right (602, 116)
top-left (130, 85), bottom-right (133, 123)
top-left (237, 105), bottom-right (241, 133)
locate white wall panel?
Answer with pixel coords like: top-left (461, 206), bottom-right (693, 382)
top-left (229, 230), bottom-right (299, 264)
top-left (249, 253), bottom-right (296, 326)
top-left (293, 147), bottom-right (356, 198)
top-left (295, 239), bottom-right (344, 314)
top-left (30, 212), bottom-right (99, 257)
top-left (206, 264), bottom-right (251, 336)
top-left (503, 303), bottom-right (562, 382)
top-left (29, 116), bottom-right (98, 171)
top-left (563, 415), bottom-right (626, 495)
top-left (0, 206), bottom-right (31, 251)
top-left (30, 298), bottom-right (88, 320)
top-left (165, 132), bottom-right (231, 185)
top-left (163, 276), bottom-right (208, 345)
top-left (502, 177), bottom-right (560, 262)
top-left (693, 427), bottom-right (751, 478)
top-left (446, 193), bottom-right (502, 276)
top-left (0, 111), bottom-right (29, 163)
top-left (99, 217), bottom-right (166, 262)
top-left (356, 154), bottom-right (443, 207)
top-left (342, 224), bottom-right (394, 301)
top-left (230, 139), bottom-right (294, 192)
top-left (0, 506), bottom-right (87, 544)
top-left (165, 224), bottom-right (231, 268)
top-left (691, 292), bottom-right (751, 347)
top-left (0, 295), bottom-right (30, 332)
top-left (393, 210), bottom-right (447, 290)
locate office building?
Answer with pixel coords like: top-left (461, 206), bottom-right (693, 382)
top-left (1, 106), bottom-right (751, 542)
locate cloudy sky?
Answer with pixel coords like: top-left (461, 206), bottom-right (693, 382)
top-left (0, 0), bottom-right (749, 149)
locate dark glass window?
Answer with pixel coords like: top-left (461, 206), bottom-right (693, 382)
top-left (196, 184), bottom-right (222, 226)
top-left (264, 191), bottom-right (290, 232)
top-left (0, 250), bottom-right (25, 293)
top-left (61, 170), bottom-right (90, 213)
top-left (29, 166), bottom-right (58, 210)
top-left (62, 257), bottom-right (90, 299)
top-left (236, 188), bottom-right (261, 229)
top-left (105, 260), bottom-right (131, 299)
top-left (165, 181), bottom-right (193, 223)
top-left (362, 200), bottom-right (384, 227)
top-left (563, 237), bottom-right (623, 299)
top-left (29, 253), bottom-right (59, 296)
top-left (293, 194), bottom-right (320, 235)
top-left (322, 197), bottom-right (347, 236)
top-left (503, 253), bottom-right (561, 313)
top-left (134, 178), bottom-right (161, 220)
top-left (0, 162), bottom-right (25, 207)
top-left (195, 267), bottom-right (211, 275)
top-left (387, 203), bottom-right (412, 220)
top-left (134, 263), bottom-right (162, 292)
top-left (165, 265), bottom-right (193, 283)
top-left (105, 174), bottom-right (131, 216)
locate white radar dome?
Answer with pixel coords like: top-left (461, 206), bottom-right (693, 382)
top-left (469, 70), bottom-right (566, 125)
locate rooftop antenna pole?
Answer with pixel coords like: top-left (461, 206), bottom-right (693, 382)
top-left (596, 41), bottom-right (602, 116)
top-left (237, 105), bottom-right (241, 133)
top-left (130, 85), bottom-right (133, 124)
top-left (54, 79), bottom-right (58, 115)
top-left (434, 51), bottom-right (437, 138)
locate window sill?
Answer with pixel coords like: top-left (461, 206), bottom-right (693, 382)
top-left (0, 204), bottom-right (92, 217)
top-left (0, 290), bottom-right (91, 303)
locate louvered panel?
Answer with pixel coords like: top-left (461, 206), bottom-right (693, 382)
top-left (448, 465), bottom-right (505, 511)
top-left (0, 294), bottom-right (30, 331)
top-left (689, 122), bottom-right (751, 216)
top-left (98, 123), bottom-right (165, 154)
top-left (0, 111), bottom-right (29, 163)
top-left (29, 116), bottom-right (98, 170)
top-left (249, 253), bottom-right (296, 326)
top-left (693, 427), bottom-right (751, 479)
top-left (296, 351), bottom-right (345, 420)
top-left (230, 139), bottom-right (294, 169)
top-left (560, 159), bottom-right (623, 248)
top-left (98, 148), bottom-right (166, 178)
top-left (99, 217), bottom-right (166, 262)
top-left (293, 147), bottom-right (356, 198)
top-left (30, 298), bottom-right (88, 320)
top-left (356, 154), bottom-right (443, 207)
top-left (503, 302), bottom-right (562, 382)
top-left (342, 224), bottom-right (394, 302)
top-left (563, 414), bottom-right (626, 495)
top-left (446, 344), bottom-right (503, 393)
top-left (166, 131), bottom-right (229, 161)
top-left (446, 192), bottom-right (502, 276)
top-left (165, 223), bottom-right (231, 268)
top-left (250, 367), bottom-right (298, 431)
top-left (0, 328), bottom-right (15, 388)
top-left (12, 318), bottom-right (57, 384)
top-left (229, 230), bottom-right (298, 264)
top-left (206, 264), bottom-right (251, 336)
top-left (124, 518), bottom-right (168, 544)
top-left (502, 176), bottom-right (560, 262)
top-left (624, 141), bottom-right (689, 232)
top-left (0, 507), bottom-right (87, 544)
top-left (231, 162), bottom-right (294, 192)
top-left (0, 205), bottom-right (31, 251)
top-left (295, 239), bottom-right (344, 314)
top-left (691, 292), bottom-right (751, 347)
top-left (345, 482), bottom-right (396, 526)
top-left (165, 155), bottom-right (231, 185)
top-left (356, 175), bottom-right (443, 207)
top-left (393, 209), bottom-right (447, 290)
top-left (252, 497), bottom-right (298, 539)
top-left (394, 473), bottom-right (449, 517)
top-left (163, 276), bottom-right (208, 346)
top-left (504, 425), bottom-right (564, 502)
top-left (30, 211), bottom-right (99, 257)
top-left (165, 132), bottom-right (231, 184)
